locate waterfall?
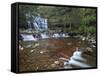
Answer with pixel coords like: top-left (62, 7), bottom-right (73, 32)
top-left (33, 14), bottom-right (48, 31)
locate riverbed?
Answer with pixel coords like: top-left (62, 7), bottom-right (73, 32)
top-left (19, 37), bottom-right (96, 72)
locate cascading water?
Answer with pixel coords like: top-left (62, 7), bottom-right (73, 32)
top-left (33, 14), bottom-right (48, 31)
top-left (20, 13), bottom-right (70, 40)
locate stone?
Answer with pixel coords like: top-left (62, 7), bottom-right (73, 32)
top-left (51, 64), bottom-right (56, 68)
top-left (59, 57), bottom-right (69, 61)
top-left (86, 47), bottom-right (93, 52)
top-left (32, 43), bottom-right (39, 48)
top-left (40, 51), bottom-right (44, 54)
top-left (54, 61), bottom-right (60, 64)
top-left (26, 44), bottom-right (31, 48)
top-left (30, 50), bottom-right (34, 53)
top-left (34, 43), bottom-right (39, 47)
top-left (67, 43), bottom-right (72, 45)
top-left (82, 37), bottom-right (85, 41)
top-left (20, 47), bottom-right (24, 50)
top-left (19, 45), bottom-right (24, 50)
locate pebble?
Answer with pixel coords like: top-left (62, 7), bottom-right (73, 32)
top-left (30, 50), bottom-right (34, 53)
top-left (54, 61), bottom-right (60, 64)
top-left (20, 47), bottom-right (24, 50)
top-left (67, 43), bottom-right (72, 45)
top-left (82, 37), bottom-right (85, 41)
top-left (40, 51), bottom-right (44, 54)
top-left (59, 57), bottom-right (69, 61)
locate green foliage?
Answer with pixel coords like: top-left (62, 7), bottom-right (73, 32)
top-left (19, 5), bottom-right (96, 34)
top-left (19, 5), bottom-right (38, 28)
top-left (78, 25), bottom-right (96, 34)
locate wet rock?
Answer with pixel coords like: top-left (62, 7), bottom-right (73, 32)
top-left (59, 57), bottom-right (69, 61)
top-left (54, 61), bottom-right (60, 64)
top-left (82, 37), bottom-right (86, 41)
top-left (19, 45), bottom-right (24, 50)
top-left (86, 47), bottom-right (93, 52)
top-left (92, 45), bottom-right (96, 48)
top-left (35, 43), bottom-right (39, 47)
top-left (26, 44), bottom-right (32, 48)
top-left (68, 32), bottom-right (77, 37)
top-left (51, 64), bottom-right (56, 68)
top-left (19, 34), bottom-right (23, 41)
top-left (30, 49), bottom-right (34, 53)
top-left (40, 51), bottom-right (44, 54)
top-left (31, 43), bottom-right (40, 48)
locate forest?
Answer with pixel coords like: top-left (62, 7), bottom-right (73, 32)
top-left (19, 5), bottom-right (96, 35)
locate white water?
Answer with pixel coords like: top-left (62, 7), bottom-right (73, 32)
top-left (20, 33), bottom-right (70, 41)
top-left (68, 59), bottom-right (92, 67)
top-left (21, 34), bottom-right (37, 41)
top-left (41, 33), bottom-right (49, 38)
top-left (52, 33), bottom-right (60, 37)
top-left (68, 50), bottom-right (93, 67)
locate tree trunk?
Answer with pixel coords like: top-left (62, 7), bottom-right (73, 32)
top-left (69, 23), bottom-right (71, 30)
top-left (64, 23), bottom-right (66, 32)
